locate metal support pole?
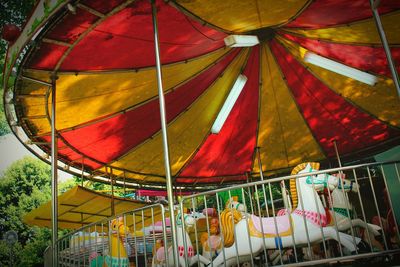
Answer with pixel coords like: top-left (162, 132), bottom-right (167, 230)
top-left (256, 147), bottom-right (264, 180)
top-left (370, 0), bottom-right (400, 98)
top-left (281, 180), bottom-right (290, 210)
top-left (123, 171), bottom-right (127, 196)
top-left (81, 158), bottom-right (84, 187)
top-left (50, 73), bottom-right (58, 267)
top-left (110, 167), bottom-right (115, 216)
top-left (333, 140), bottom-right (342, 168)
top-left (150, 0), bottom-right (179, 265)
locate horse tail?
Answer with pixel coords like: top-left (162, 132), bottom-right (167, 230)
top-left (290, 162), bottom-right (320, 209)
top-left (220, 209), bottom-right (242, 247)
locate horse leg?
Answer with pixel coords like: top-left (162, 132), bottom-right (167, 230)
top-left (341, 219), bottom-right (382, 250)
top-left (349, 219), bottom-right (380, 236)
top-left (366, 223), bottom-right (381, 234)
top-left (347, 219), bottom-right (384, 251)
top-left (322, 227), bottom-right (360, 253)
top-left (208, 252), bottom-right (225, 267)
top-left (201, 245), bottom-right (213, 267)
top-left (189, 254), bottom-right (211, 266)
top-left (208, 245), bottom-right (242, 267)
top-left (270, 250), bottom-right (281, 265)
top-left (178, 256), bottom-right (187, 267)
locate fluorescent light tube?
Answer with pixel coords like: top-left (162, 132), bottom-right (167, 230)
top-left (211, 74), bottom-right (247, 134)
top-left (304, 52), bottom-right (377, 86)
top-left (224, 35), bottom-right (259, 47)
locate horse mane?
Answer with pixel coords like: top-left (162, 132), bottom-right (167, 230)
top-left (220, 209), bottom-right (242, 248)
top-left (289, 162), bottom-right (320, 210)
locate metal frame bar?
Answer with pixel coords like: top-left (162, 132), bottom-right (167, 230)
top-left (53, 161), bottom-right (400, 266)
top-left (370, 0), bottom-right (400, 98)
top-left (50, 74), bottom-right (59, 266)
top-left (150, 0), bottom-right (179, 265)
top-left (21, 75), bottom-right (52, 87)
top-left (333, 141), bottom-right (358, 251)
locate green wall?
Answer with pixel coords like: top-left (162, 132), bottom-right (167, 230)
top-left (374, 145), bottom-right (400, 225)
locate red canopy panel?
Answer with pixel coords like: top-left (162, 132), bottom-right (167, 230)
top-left (176, 174), bottom-right (247, 185)
top-left (57, 49), bottom-right (241, 164)
top-left (286, 0), bottom-right (400, 29)
top-left (27, 42), bottom-right (69, 70)
top-left (279, 32), bottom-right (400, 78)
top-left (270, 40), bottom-right (400, 157)
top-left (136, 189), bottom-right (193, 197)
top-left (46, 7), bottom-right (99, 44)
top-left (178, 46), bottom-right (260, 182)
top-left (40, 136), bottom-right (102, 170)
top-left (28, 0), bottom-right (227, 71)
top-left (80, 0), bottom-right (127, 14)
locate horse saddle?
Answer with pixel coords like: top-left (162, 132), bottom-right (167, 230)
top-left (249, 214), bottom-right (292, 237)
top-left (155, 247), bottom-right (166, 263)
top-left (104, 255), bottom-right (129, 267)
top-left (203, 235), bottom-right (222, 251)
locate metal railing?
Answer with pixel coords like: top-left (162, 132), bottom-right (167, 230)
top-left (55, 161), bottom-right (400, 266)
top-left (178, 161), bottom-right (400, 266)
top-left (57, 204), bottom-right (170, 266)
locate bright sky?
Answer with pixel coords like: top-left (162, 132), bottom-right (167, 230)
top-left (0, 133), bottom-right (72, 181)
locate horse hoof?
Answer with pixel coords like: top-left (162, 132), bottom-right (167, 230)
top-left (357, 240), bottom-right (372, 253)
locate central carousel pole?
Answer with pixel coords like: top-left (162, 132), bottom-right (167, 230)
top-left (150, 0), bottom-right (179, 265)
top-left (50, 73), bottom-right (59, 266)
top-left (369, 0), bottom-right (400, 98)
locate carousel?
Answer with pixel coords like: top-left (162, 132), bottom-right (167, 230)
top-left (2, 0), bottom-right (400, 266)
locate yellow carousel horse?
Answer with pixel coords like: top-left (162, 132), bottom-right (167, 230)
top-left (90, 217), bottom-right (132, 267)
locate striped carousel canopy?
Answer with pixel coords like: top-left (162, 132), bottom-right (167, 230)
top-left (3, 0), bottom-right (400, 187)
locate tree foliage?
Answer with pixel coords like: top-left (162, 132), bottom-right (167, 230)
top-left (0, 87), bottom-right (10, 136)
top-left (0, 156), bottom-right (51, 266)
top-left (1, 0), bottom-right (37, 55)
top-left (0, 156), bottom-right (51, 243)
top-left (0, 156), bottom-right (109, 266)
top-left (1, 0), bottom-right (37, 137)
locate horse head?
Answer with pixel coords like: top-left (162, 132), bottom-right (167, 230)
top-left (297, 163), bottom-right (339, 191)
top-left (225, 197), bottom-right (246, 213)
top-left (110, 217), bottom-right (130, 238)
top-left (290, 162), bottom-right (339, 210)
top-left (176, 212), bottom-right (196, 228)
top-left (191, 210), bottom-right (206, 220)
top-left (335, 173), bottom-right (359, 193)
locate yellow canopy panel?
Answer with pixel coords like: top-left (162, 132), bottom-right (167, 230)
top-left (23, 186), bottom-right (168, 230)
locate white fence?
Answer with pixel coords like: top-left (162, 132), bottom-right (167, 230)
top-left (56, 161), bottom-right (400, 266)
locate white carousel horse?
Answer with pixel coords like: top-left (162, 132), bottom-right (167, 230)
top-left (270, 175), bottom-right (380, 265)
top-left (323, 175), bottom-right (382, 253)
top-left (200, 216), bottom-right (222, 266)
top-left (199, 197), bottom-right (247, 265)
top-left (207, 162), bottom-right (364, 267)
top-left (326, 176), bottom-right (381, 237)
top-left (225, 197), bottom-right (246, 213)
top-left (152, 212), bottom-right (210, 267)
top-left (279, 176), bottom-right (380, 238)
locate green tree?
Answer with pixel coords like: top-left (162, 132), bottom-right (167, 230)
top-left (0, 156), bottom-right (51, 242)
top-left (19, 227), bottom-right (51, 267)
top-left (0, 156), bottom-right (51, 266)
top-left (1, 0), bottom-right (37, 137)
top-left (74, 176), bottom-right (126, 197)
top-left (0, 156), bottom-right (115, 266)
top-left (0, 84), bottom-right (11, 136)
top-left (1, 0), bottom-right (37, 56)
